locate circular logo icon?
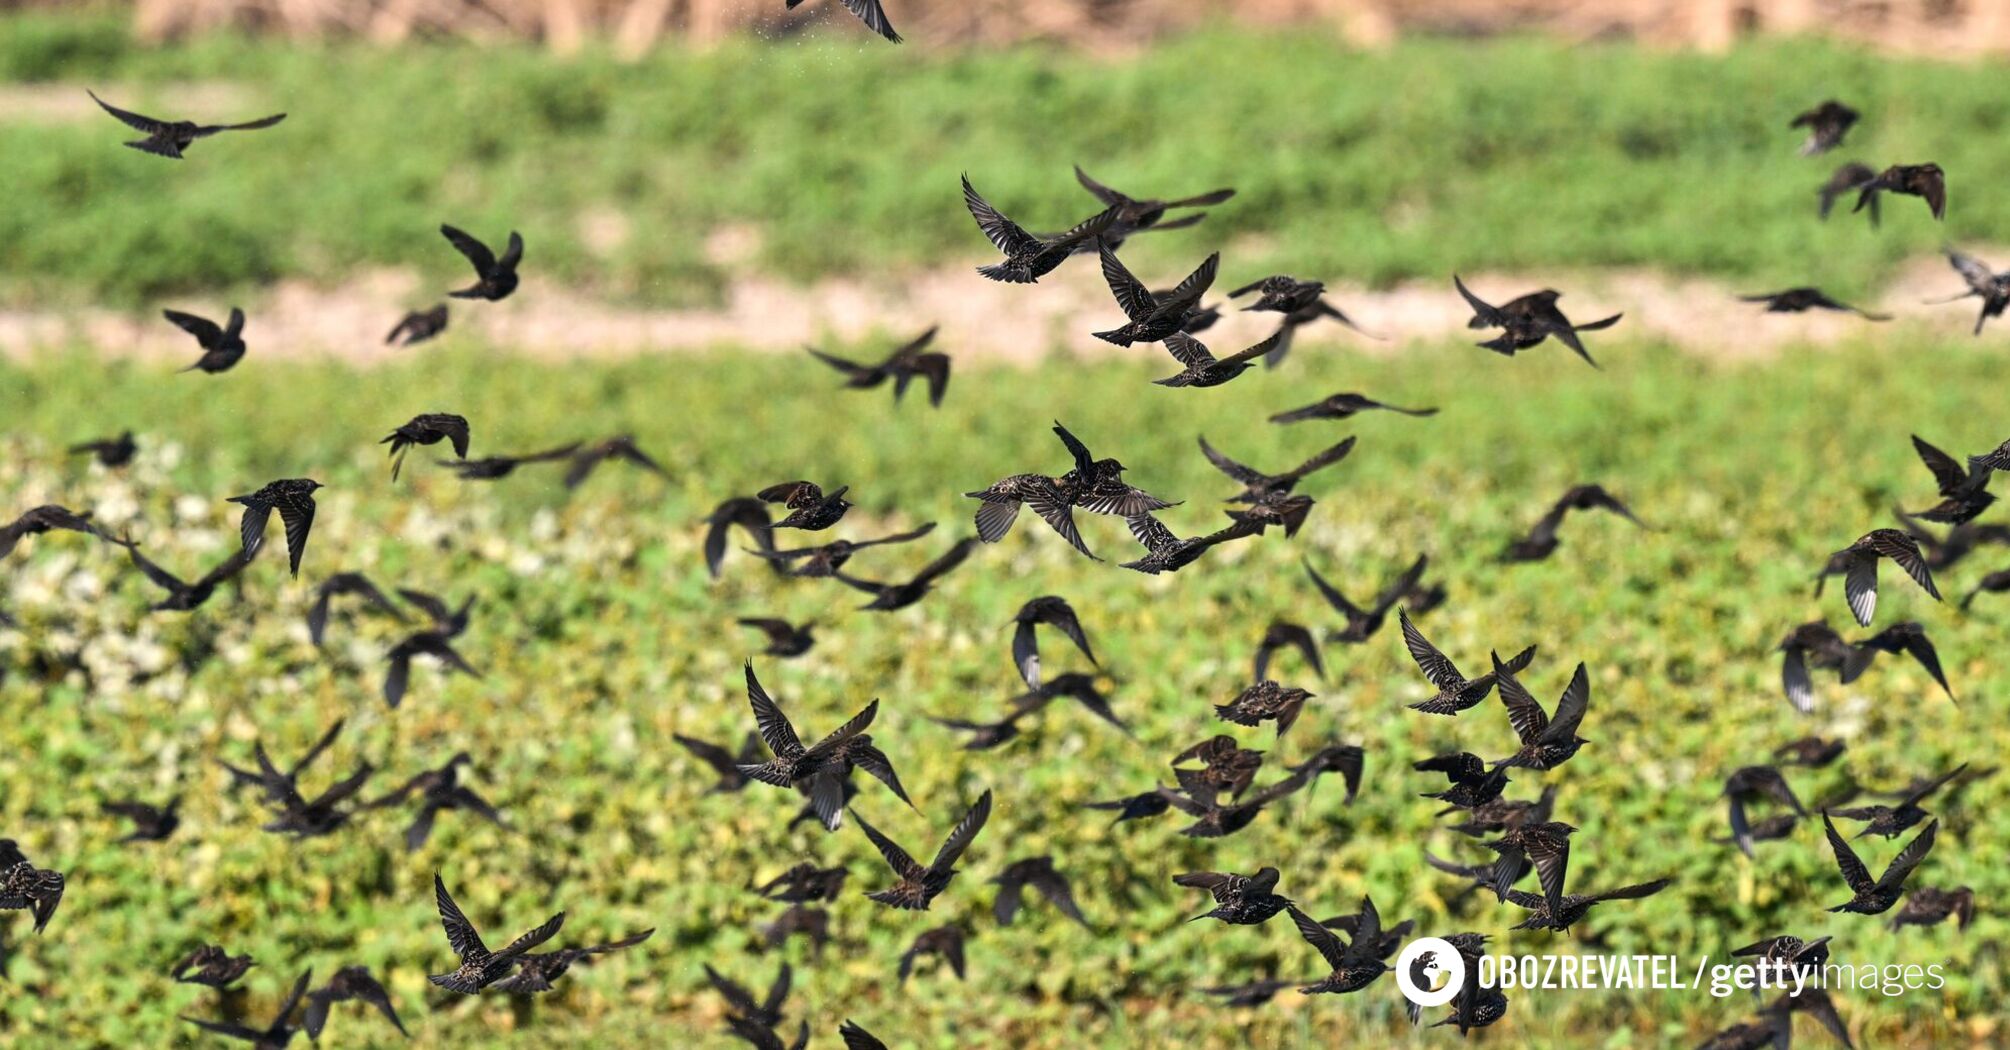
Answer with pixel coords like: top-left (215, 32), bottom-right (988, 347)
top-left (1395, 937), bottom-right (1466, 1008)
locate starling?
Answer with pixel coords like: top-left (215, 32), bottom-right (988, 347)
top-left (305, 572), bottom-right (405, 646)
top-left (1253, 621), bottom-right (1323, 683)
top-left (1502, 484), bottom-right (1649, 562)
top-left (1416, 752), bottom-right (1510, 810)
top-left (490, 928), bottom-right (655, 994)
top-left (1740, 288), bottom-right (1888, 320)
top-left (784, 0), bottom-right (902, 43)
top-left (1305, 555), bottom-right (1429, 644)
top-left (1723, 766), bottom-right (1806, 858)
top-left (1790, 99), bottom-right (1859, 155)
top-left (385, 303), bottom-right (449, 347)
top-left (122, 543), bottom-right (255, 613)
top-left (1009, 595), bottom-right (1098, 689)
top-left (1081, 790), bottom-right (1173, 825)
top-left (705, 960), bottom-right (794, 1029)
top-left (1287, 901), bottom-right (1391, 995)
top-left (755, 863), bottom-right (848, 904)
top-left (564, 435), bottom-right (671, 490)
top-left (441, 444), bottom-right (580, 481)
top-left (758, 905), bottom-right (831, 955)
top-left (427, 874), bottom-right (565, 994)
top-left (838, 1020), bottom-right (889, 1050)
top-left (0, 505), bottom-right (112, 559)
top-left (990, 855), bottom-right (1089, 928)
top-left (1889, 886), bottom-right (1974, 931)
top-left (383, 628), bottom-right (481, 709)
top-left (1829, 763), bottom-right (1966, 839)
top-left (303, 966), bottom-right (407, 1039)
top-left (226, 478), bottom-right (322, 577)
top-left (1403, 612), bottom-right (1537, 717)
top-left (1228, 275), bottom-right (1328, 315)
top-left (1070, 165), bottom-right (1234, 243)
top-left (1200, 436), bottom-right (1355, 507)
top-left (807, 327), bottom-right (950, 407)
top-left (961, 174), bottom-right (1117, 284)
top-left (1485, 821), bottom-right (1576, 918)
top-left (1960, 568), bottom-right (2010, 610)
top-left (1699, 1012), bottom-right (1792, 1050)
top-left (747, 523), bottom-right (937, 578)
top-left (898, 925), bottom-right (965, 983)
top-left (68, 430), bottom-right (136, 468)
top-left (165, 307), bottom-right (248, 373)
top-left (1928, 248), bottom-right (2010, 335)
top-left (172, 944), bottom-right (256, 988)
top-left (1455, 276), bottom-right (1621, 367)
top-left (1155, 774), bottom-right (1309, 838)
top-left (1504, 876), bottom-right (1671, 932)
top-left (1269, 392), bottom-right (1437, 424)
top-left (1775, 736), bottom-right (1847, 768)
top-left (1493, 657), bottom-right (1592, 771)
top-left (739, 618), bottom-right (817, 658)
top-left (966, 422), bottom-right (1173, 560)
top-left (1172, 735), bottom-right (1265, 801)
top-left (1822, 813), bottom-right (1936, 914)
top-left (368, 751), bottom-right (503, 851)
top-left (758, 481), bottom-right (852, 532)
top-left (1092, 245), bottom-right (1219, 346)
top-left (1818, 161), bottom-right (1879, 224)
top-left (1904, 435), bottom-right (1994, 525)
top-left (677, 732), bottom-right (765, 792)
top-left (1731, 934), bottom-right (1831, 988)
top-left (441, 224), bottom-right (523, 301)
top-left (1777, 621), bottom-right (1865, 714)
top-left (706, 497), bottom-right (780, 578)
top-left (1214, 680), bottom-right (1315, 737)
top-left (381, 413), bottom-right (470, 481)
top-left (1118, 512), bottom-right (1260, 575)
top-left (1856, 164), bottom-right (1945, 221)
top-left (1197, 978), bottom-right (1304, 1008)
top-left (1829, 529), bottom-right (1941, 626)
top-left (1845, 621), bottom-right (1953, 701)
top-left (1175, 866), bottom-right (1292, 925)
top-left (1150, 330), bottom-right (1286, 388)
top-left (179, 970), bottom-right (310, 1047)
top-left (735, 661), bottom-right (880, 831)
top-left (257, 755), bottom-right (375, 839)
top-left (101, 796), bottom-right (180, 843)
top-left (0, 841), bottom-right (63, 935)
top-left (855, 789), bottom-right (993, 911)
top-left (87, 89), bottom-right (284, 158)
top-left (834, 537), bottom-right (977, 611)
top-left (216, 720), bottom-right (345, 806)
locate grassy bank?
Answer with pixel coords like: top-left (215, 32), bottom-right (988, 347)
top-left (0, 336), bottom-right (2002, 1046)
top-left (2, 16), bottom-right (2009, 307)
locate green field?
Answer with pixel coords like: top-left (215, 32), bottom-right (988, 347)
top-left (0, 334), bottom-right (2003, 1047)
top-left (1, 15), bottom-right (2008, 306)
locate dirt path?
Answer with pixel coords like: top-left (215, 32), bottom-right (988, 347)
top-left (1, 249), bottom-right (1998, 367)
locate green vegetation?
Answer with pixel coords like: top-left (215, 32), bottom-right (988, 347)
top-left (2, 15), bottom-right (2008, 305)
top-left (0, 336), bottom-right (2002, 1047)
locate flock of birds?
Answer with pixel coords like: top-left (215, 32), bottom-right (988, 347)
top-left (0, 79), bottom-right (1996, 1049)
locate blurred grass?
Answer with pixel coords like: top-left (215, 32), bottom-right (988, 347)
top-left (2, 15), bottom-right (2009, 307)
top-left (0, 334), bottom-right (2004, 1047)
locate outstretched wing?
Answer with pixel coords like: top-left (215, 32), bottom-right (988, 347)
top-left (1400, 610), bottom-right (1464, 689)
top-left (1098, 243), bottom-right (1155, 321)
top-left (927, 789), bottom-right (994, 874)
top-left (434, 875), bottom-right (490, 961)
top-left (88, 90), bottom-right (167, 133)
top-left (440, 224), bottom-right (496, 274)
top-left (1821, 813), bottom-right (1875, 894)
top-left (852, 811), bottom-right (924, 880)
top-left (744, 662), bottom-right (804, 758)
top-left (961, 175), bottom-right (1038, 256)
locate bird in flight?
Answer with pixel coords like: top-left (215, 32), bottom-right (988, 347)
top-left (1856, 163), bottom-right (1945, 221)
top-left (226, 478), bottom-right (323, 577)
top-left (171, 945), bottom-right (255, 988)
top-left (1822, 813), bottom-right (1937, 914)
top-left (759, 481), bottom-right (852, 532)
top-left (381, 413), bottom-right (471, 481)
top-left (962, 174), bottom-right (1118, 284)
top-left (441, 224), bottom-right (524, 301)
top-left (1928, 248), bottom-right (2010, 335)
top-left (440, 443), bottom-right (580, 480)
top-left (854, 789), bottom-right (993, 911)
top-left (784, 0), bottom-right (902, 42)
top-left (490, 928), bottom-right (656, 994)
top-left (179, 970), bottom-right (311, 1047)
top-left (1789, 99), bottom-right (1859, 155)
top-left (1009, 595), bottom-right (1098, 690)
top-left (1151, 330), bottom-right (1288, 388)
top-left (165, 307), bottom-right (248, 374)
top-left (303, 966), bottom-right (407, 1040)
top-left (68, 431), bottom-right (136, 468)
top-left (967, 422), bottom-right (1177, 560)
top-left (428, 875), bottom-right (566, 994)
top-left (1817, 161), bottom-right (1879, 225)
top-left (120, 542), bottom-right (255, 613)
top-left (806, 327), bottom-right (951, 407)
top-left (1501, 485), bottom-right (1650, 563)
top-left (1454, 276), bottom-right (1621, 367)
top-left (834, 537), bottom-right (978, 611)
top-left (385, 303), bottom-right (449, 347)
top-left (735, 661), bottom-right (880, 831)
top-left (1287, 900), bottom-right (1391, 995)
top-left (1493, 657), bottom-right (1593, 771)
top-left (748, 523), bottom-right (937, 578)
top-left (0, 841), bottom-right (64, 934)
top-left (306, 572), bottom-right (405, 646)
top-left (1740, 287), bottom-right (1889, 320)
top-left (1091, 246), bottom-right (1220, 347)
top-left (87, 89), bottom-right (284, 158)
top-left (1068, 165), bottom-right (1234, 247)
top-left (1269, 392), bottom-right (1437, 424)
top-left (1829, 528), bottom-right (1942, 626)
top-left (565, 436), bottom-right (672, 490)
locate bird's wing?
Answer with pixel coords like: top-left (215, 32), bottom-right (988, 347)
top-left (927, 790), bottom-right (993, 874)
top-left (1453, 275), bottom-right (1503, 326)
top-left (1302, 558), bottom-right (1364, 619)
top-left (1371, 555), bottom-right (1429, 615)
top-left (122, 544), bottom-right (189, 593)
top-left (1097, 243), bottom-right (1155, 321)
top-left (1215, 330), bottom-right (1289, 368)
top-left (1051, 421), bottom-right (1096, 476)
top-left (839, 0), bottom-right (902, 42)
top-left (1821, 813), bottom-right (1875, 893)
top-left (912, 537), bottom-right (977, 587)
top-left (1401, 610), bottom-right (1465, 689)
top-left (434, 875), bottom-right (491, 961)
top-left (1071, 165), bottom-right (1126, 207)
top-left (743, 663), bottom-right (804, 758)
top-left (1868, 532), bottom-right (1941, 600)
top-left (851, 811), bottom-right (924, 880)
top-left (1876, 820), bottom-right (1938, 891)
top-left (1493, 656), bottom-right (1550, 745)
top-left (496, 911), bottom-right (567, 961)
top-left (1286, 906), bottom-right (1349, 969)
top-left (1195, 435), bottom-right (1265, 486)
top-left (439, 225), bottom-right (496, 274)
top-left (1911, 435), bottom-right (1970, 494)
top-left (1279, 436), bottom-right (1357, 485)
top-left (162, 310), bottom-right (225, 346)
top-left (274, 499), bottom-right (316, 576)
top-left (498, 231), bottom-right (525, 270)
top-left (961, 175), bottom-right (1038, 256)
top-left (1539, 663), bottom-right (1592, 741)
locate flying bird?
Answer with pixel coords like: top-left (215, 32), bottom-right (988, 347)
top-left (1454, 276), bottom-right (1621, 367)
top-left (1828, 529), bottom-right (1942, 626)
top-left (705, 497), bottom-right (779, 579)
top-left (746, 523), bottom-right (937, 578)
top-left (961, 174), bottom-right (1118, 284)
top-left (1092, 246), bottom-right (1219, 346)
top-left (101, 797), bottom-right (180, 843)
top-left (1070, 165), bottom-right (1234, 242)
top-left (1175, 866), bottom-right (1292, 925)
top-left (1009, 595), bottom-right (1097, 689)
top-left (1777, 621), bottom-right (1866, 714)
top-left (383, 624), bottom-right (481, 709)
top-left (428, 874), bottom-right (566, 994)
top-left (0, 505), bottom-right (113, 559)
top-left (1401, 609), bottom-right (1538, 717)
top-left (990, 856), bottom-right (1089, 928)
top-left (1904, 434), bottom-right (1994, 525)
top-left (898, 925), bottom-right (966, 983)
top-left (381, 413), bottom-right (471, 481)
top-left (368, 751), bottom-right (503, 851)
top-left (1740, 288), bottom-right (1889, 320)
top-left (806, 327), bottom-right (951, 407)
top-left (1484, 821), bottom-right (1576, 918)
top-left (1775, 736), bottom-right (1847, 768)
top-left (1214, 680), bottom-right (1316, 737)
top-left (164, 307), bottom-right (247, 374)
top-left (834, 537), bottom-right (977, 611)
top-left (226, 478), bottom-right (322, 577)
top-left (1961, 567), bottom-right (2010, 610)
top-left (1493, 658), bottom-right (1592, 771)
top-left (758, 481), bottom-right (852, 532)
top-left (754, 863), bottom-right (849, 904)
top-left (1501, 484), bottom-right (1649, 562)
top-left (967, 422), bottom-right (1177, 559)
top-left (784, 0), bottom-right (902, 43)
top-left (1855, 163), bottom-right (1945, 221)
top-left (306, 572), bottom-right (405, 646)
top-left (87, 89), bottom-right (284, 158)
top-left (68, 431), bottom-right (136, 468)
top-left (1, 844), bottom-right (68, 934)
top-left (121, 543), bottom-right (255, 612)
top-left (1889, 886), bottom-right (1974, 931)
top-left (1118, 512), bottom-right (1260, 575)
top-left (1253, 621), bottom-right (1323, 683)
top-left (739, 618), bottom-right (817, 658)
top-left (1287, 901), bottom-right (1391, 995)
top-left (441, 224), bottom-right (524, 301)
top-left (172, 945), bottom-right (256, 988)
top-left (385, 303), bottom-right (449, 347)
top-left (735, 661), bottom-right (880, 831)
top-left (1301, 555), bottom-right (1429, 645)
top-left (854, 789), bottom-right (993, 910)
top-left (1846, 622), bottom-right (1953, 702)
top-left (565, 435), bottom-right (672, 490)
top-left (1829, 764), bottom-right (1967, 839)
top-left (1928, 248), bottom-right (2010, 335)
top-left (179, 970), bottom-right (310, 1047)
top-left (440, 443), bottom-right (580, 481)
top-left (303, 966), bottom-right (407, 1039)
top-left (1146, 328), bottom-right (1289, 388)
top-left (1172, 735), bottom-right (1266, 801)
top-left (216, 720), bottom-right (346, 807)
top-left (1818, 161), bottom-right (1879, 224)
top-left (1228, 275), bottom-right (1329, 315)
top-left (1269, 393), bottom-right (1438, 424)
top-left (1822, 813), bottom-right (1937, 914)
top-left (1198, 437), bottom-right (1357, 508)
top-left (1415, 752), bottom-right (1510, 810)
top-left (1790, 99), bottom-right (1859, 155)
top-left (1503, 875), bottom-right (1671, 932)
top-left (490, 928), bottom-right (655, 994)
top-left (1723, 766), bottom-right (1806, 858)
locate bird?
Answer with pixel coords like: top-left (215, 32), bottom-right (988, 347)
top-left (834, 537), bottom-right (978, 611)
top-left (0, 505), bottom-right (114, 559)
top-left (1790, 99), bottom-right (1859, 155)
top-left (1503, 875), bottom-right (1671, 932)
top-left (746, 523), bottom-right (938, 578)
top-left (990, 856), bottom-right (1089, 928)
top-left (1828, 528), bottom-right (1942, 626)
top-left (1199, 437), bottom-right (1357, 508)
top-left (305, 572), bottom-right (405, 646)
top-left (1081, 790), bottom-right (1173, 825)
top-left (1731, 934), bottom-right (1832, 989)
top-left (380, 413), bottom-right (470, 482)
top-left (1845, 622), bottom-right (1953, 702)
top-left (806, 327), bottom-right (951, 407)
top-left (1961, 568), bottom-right (2010, 610)
top-left (172, 944), bottom-right (256, 988)
top-left (1268, 393), bottom-right (1438, 425)
top-left (1699, 1012), bottom-right (1792, 1050)
top-left (368, 751), bottom-right (503, 851)
top-left (1228, 275), bottom-right (1329, 315)
top-left (1243, 289), bottom-right (1383, 368)
top-left (1214, 680), bottom-right (1316, 737)
top-left (0, 841), bottom-right (63, 935)
top-left (216, 720), bottom-right (346, 807)
top-left (705, 960), bottom-right (794, 1029)
top-left (1776, 621), bottom-right (1867, 714)
top-left (1290, 744), bottom-right (1367, 803)
top-left (1091, 245), bottom-right (1219, 346)
top-left (1119, 512), bottom-right (1260, 575)
top-left (1009, 596), bottom-right (1097, 689)
top-left (727, 1018), bottom-right (810, 1050)
top-left (1069, 165), bottom-right (1234, 243)
top-left (564, 435), bottom-right (672, 490)
top-left (256, 752), bottom-right (376, 839)
top-left (1156, 773), bottom-right (1315, 838)
top-left (705, 497), bottom-right (780, 578)
top-left (898, 925), bottom-right (965, 983)
top-left (1723, 766), bottom-right (1806, 858)
top-left (179, 970), bottom-right (310, 1048)
top-left (758, 481), bottom-right (852, 532)
top-left (1415, 752), bottom-right (1510, 810)
top-left (1740, 288), bottom-right (1889, 320)
top-left (1150, 330), bottom-right (1287, 388)
top-left (1774, 736), bottom-right (1847, 768)
top-left (164, 307), bottom-right (248, 373)
top-left (755, 863), bottom-right (849, 904)
top-left (121, 543), bottom-right (256, 613)
top-left (676, 732), bottom-right (764, 793)
top-left (735, 661), bottom-right (881, 831)
top-left (1319, 906), bottom-right (1415, 961)
top-left (1175, 867), bottom-right (1292, 925)
top-left (1454, 276), bottom-right (1621, 367)
top-left (427, 874), bottom-right (566, 994)
top-left (854, 789), bottom-right (992, 910)
top-left (1402, 612), bottom-right (1538, 717)
top-left (1829, 764), bottom-right (1967, 839)
top-left (1253, 621), bottom-right (1323, 683)
top-left (86, 89), bottom-right (284, 158)
top-left (385, 303), bottom-right (449, 347)
top-left (68, 430), bottom-right (136, 468)
top-left (758, 904), bottom-right (831, 957)
top-left (440, 224), bottom-right (523, 300)
top-left (383, 626), bottom-right (481, 709)
top-left (1904, 434), bottom-right (1994, 525)
top-left (1889, 886), bottom-right (1974, 931)
top-left (226, 479), bottom-right (322, 577)
top-left (1822, 813), bottom-right (1937, 914)
top-left (1855, 163), bottom-right (1945, 221)
top-left (1171, 735), bottom-right (1266, 800)
top-left (1928, 248), bottom-right (2010, 335)
top-left (302, 966), bottom-right (407, 1039)
top-left (1008, 672), bottom-right (1130, 735)
top-left (1485, 821), bottom-right (1576, 918)
top-left (970, 422), bottom-right (1178, 559)
top-left (1287, 901), bottom-right (1391, 995)
top-left (440, 443), bottom-right (580, 481)
top-left (1302, 555), bottom-right (1429, 645)
top-left (490, 928), bottom-right (655, 994)
top-left (837, 1020), bottom-right (889, 1050)
top-left (785, 0), bottom-right (902, 43)
top-left (1196, 978), bottom-right (1306, 1008)
top-left (1493, 657), bottom-right (1592, 771)
top-left (101, 797), bottom-right (180, 843)
top-left (1445, 785), bottom-right (1557, 839)
top-left (1818, 161), bottom-right (1879, 224)
top-left (739, 618), bottom-right (817, 658)
top-left (1502, 485), bottom-right (1649, 562)
top-left (961, 174), bottom-right (1118, 284)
